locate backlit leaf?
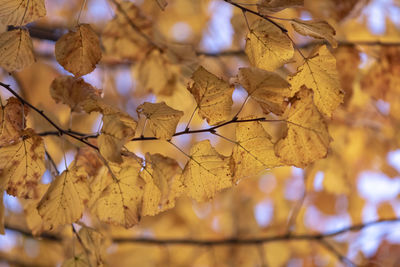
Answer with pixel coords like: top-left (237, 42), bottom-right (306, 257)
top-left (50, 76), bottom-right (102, 112)
top-left (232, 120), bottom-right (283, 181)
top-left (187, 66), bottom-right (233, 125)
top-left (235, 67), bottom-right (292, 115)
top-left (275, 88), bottom-right (330, 168)
top-left (245, 19), bottom-right (294, 71)
top-left (96, 153), bottom-right (144, 228)
top-left (55, 24), bottom-right (102, 77)
top-left (0, 0), bottom-right (46, 26)
top-left (289, 45), bottom-right (343, 117)
top-left (0, 129), bottom-right (45, 198)
top-left (0, 97), bottom-right (28, 146)
top-left (257, 0), bottom-right (304, 14)
top-left (37, 162), bottom-right (90, 230)
top-left (137, 102), bottom-right (183, 140)
top-left (182, 140), bottom-right (232, 201)
top-left (291, 19), bottom-right (337, 48)
top-left (98, 113), bottom-right (137, 163)
top-left (0, 28), bottom-right (35, 72)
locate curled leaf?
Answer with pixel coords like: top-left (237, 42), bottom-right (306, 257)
top-left (188, 66), bottom-right (233, 125)
top-left (291, 19), bottom-right (337, 48)
top-left (137, 101), bottom-right (183, 140)
top-left (0, 28), bottom-right (35, 72)
top-left (257, 0), bottom-right (303, 14)
top-left (245, 19), bottom-right (294, 71)
top-left (55, 24), bottom-right (102, 77)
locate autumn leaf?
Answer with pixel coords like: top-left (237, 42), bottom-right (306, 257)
top-left (257, 0), bottom-right (304, 14)
top-left (245, 19), bottom-right (294, 71)
top-left (55, 24), bottom-right (102, 77)
top-left (289, 45), bottom-right (343, 117)
top-left (98, 113), bottom-right (137, 163)
top-left (140, 153), bottom-right (184, 215)
top-left (155, 0), bottom-right (168, 10)
top-left (235, 67), bottom-right (292, 115)
top-left (78, 225), bottom-right (106, 265)
top-left (137, 102), bottom-right (183, 140)
top-left (62, 254), bottom-right (90, 267)
top-left (0, 28), bottom-right (35, 72)
top-left (0, 97), bottom-right (28, 146)
top-left (0, 129), bottom-right (45, 198)
top-left (291, 19), bottom-right (337, 48)
top-left (182, 140), bottom-right (232, 202)
top-left (50, 76), bottom-right (102, 112)
top-left (96, 153), bottom-right (144, 228)
top-left (0, 0), bottom-right (46, 26)
top-left (102, 2), bottom-right (152, 60)
top-left (187, 66), bottom-right (233, 125)
top-left (37, 162), bottom-right (90, 230)
top-left (232, 120), bottom-right (283, 181)
top-left (275, 88), bottom-right (331, 168)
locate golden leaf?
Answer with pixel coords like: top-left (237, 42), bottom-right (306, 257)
top-left (275, 89), bottom-right (330, 168)
top-left (257, 0), bottom-right (304, 14)
top-left (96, 154), bottom-right (144, 228)
top-left (182, 140), bottom-right (232, 201)
top-left (245, 19), bottom-right (294, 71)
top-left (0, 0), bottom-right (46, 26)
top-left (102, 2), bottom-right (152, 60)
top-left (140, 153), bottom-right (184, 215)
top-left (187, 66), bottom-right (233, 125)
top-left (0, 97), bottom-right (28, 146)
top-left (291, 19), bottom-right (337, 48)
top-left (235, 67), bottom-right (292, 115)
top-left (0, 129), bottom-right (45, 198)
top-left (78, 226), bottom-right (105, 265)
top-left (0, 28), bottom-right (35, 72)
top-left (232, 120), bottom-right (282, 181)
top-left (37, 163), bottom-right (90, 230)
top-left (290, 45), bottom-right (343, 117)
top-left (137, 101), bottom-right (183, 140)
top-left (21, 183), bottom-right (49, 235)
top-left (50, 76), bottom-right (102, 112)
top-left (55, 24), bottom-right (102, 77)
top-left (98, 113), bottom-right (137, 163)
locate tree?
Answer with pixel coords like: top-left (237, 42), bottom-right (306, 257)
top-left (0, 0), bottom-right (400, 266)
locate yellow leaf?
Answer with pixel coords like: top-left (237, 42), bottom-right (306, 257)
top-left (78, 225), bottom-right (105, 265)
top-left (245, 19), bottom-right (294, 71)
top-left (275, 89), bottom-right (330, 168)
top-left (96, 154), bottom-right (144, 228)
top-left (37, 163), bottom-right (90, 230)
top-left (137, 102), bottom-right (183, 140)
top-left (0, 0), bottom-right (46, 26)
top-left (0, 28), bottom-right (35, 72)
top-left (55, 24), bottom-right (102, 77)
top-left (0, 97), bottom-right (28, 146)
top-left (50, 76), bottom-right (102, 112)
top-left (102, 2), bottom-right (152, 60)
top-left (289, 45), bottom-right (343, 117)
top-left (62, 254), bottom-right (90, 267)
top-left (257, 0), bottom-right (303, 14)
top-left (21, 183), bottom-right (49, 235)
top-left (0, 129), bottom-right (45, 198)
top-left (98, 113), bottom-right (137, 163)
top-left (187, 66), bottom-right (233, 125)
top-left (235, 67), bottom-right (292, 115)
top-left (232, 120), bottom-right (282, 181)
top-left (291, 19), bottom-right (337, 48)
top-left (155, 0), bottom-right (168, 10)
top-left (182, 140), bottom-right (232, 201)
top-left (140, 153), bottom-right (184, 215)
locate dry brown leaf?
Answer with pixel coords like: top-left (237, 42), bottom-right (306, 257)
top-left (187, 66), bottom-right (233, 125)
top-left (182, 140), bottom-right (232, 201)
top-left (245, 19), bottom-right (294, 71)
top-left (0, 0), bottom-right (46, 26)
top-left (291, 19), bottom-right (337, 48)
top-left (55, 24), bottom-right (102, 77)
top-left (0, 129), bottom-right (45, 198)
top-left (235, 67), bottom-right (292, 115)
top-left (0, 28), bottom-right (35, 72)
top-left (137, 101), bottom-right (183, 140)
top-left (0, 97), bottom-right (28, 146)
top-left (290, 45), bottom-right (343, 117)
top-left (275, 88), bottom-right (330, 168)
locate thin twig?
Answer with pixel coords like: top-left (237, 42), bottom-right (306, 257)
top-left (318, 239), bottom-right (358, 267)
